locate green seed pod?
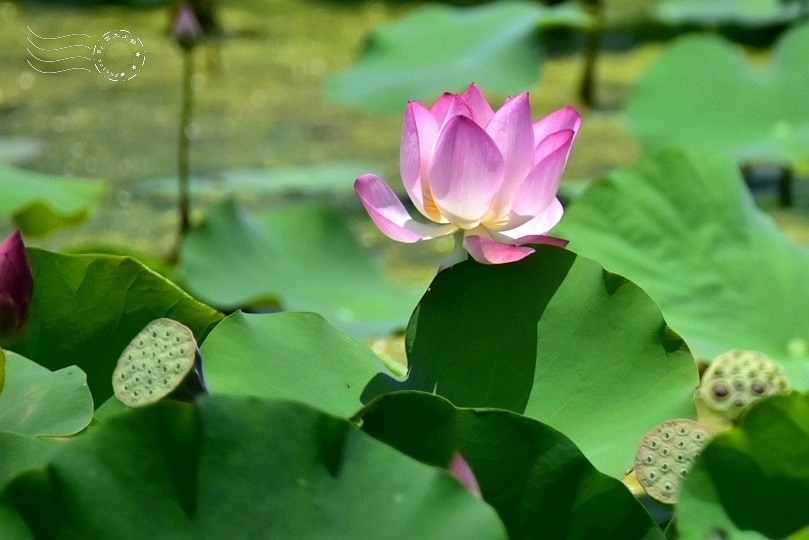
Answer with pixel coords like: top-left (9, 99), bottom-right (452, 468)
top-left (634, 419), bottom-right (713, 504)
top-left (113, 318), bottom-right (207, 407)
top-left (697, 350), bottom-right (790, 421)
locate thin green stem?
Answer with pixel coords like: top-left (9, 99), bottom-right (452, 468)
top-left (177, 47), bottom-right (195, 243)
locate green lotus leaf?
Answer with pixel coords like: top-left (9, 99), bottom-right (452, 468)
top-left (0, 351), bottom-right (93, 437)
top-left (176, 199), bottom-right (423, 337)
top-left (625, 23), bottom-right (809, 169)
top-left (556, 149), bottom-right (809, 389)
top-left (0, 396), bottom-right (507, 538)
top-left (3, 249), bottom-right (223, 405)
top-left (363, 244), bottom-right (698, 476)
top-left (358, 391), bottom-right (663, 539)
top-left (677, 392), bottom-right (809, 539)
top-left (324, 1), bottom-right (592, 114)
top-left (201, 311), bottom-right (391, 417)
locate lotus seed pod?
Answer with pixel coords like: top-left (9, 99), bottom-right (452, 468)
top-left (634, 419), bottom-right (713, 504)
top-left (113, 318), bottom-right (207, 407)
top-left (697, 350), bottom-right (790, 421)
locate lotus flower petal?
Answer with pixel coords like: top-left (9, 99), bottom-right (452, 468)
top-left (484, 92), bottom-right (534, 219)
top-left (448, 452), bottom-right (482, 498)
top-left (533, 105), bottom-right (582, 146)
top-left (0, 230), bottom-right (32, 340)
top-left (499, 198), bottom-right (564, 239)
top-left (400, 101), bottom-right (440, 220)
top-left (430, 116), bottom-right (504, 228)
top-left (355, 174), bottom-right (456, 242)
top-left (464, 234), bottom-right (535, 264)
top-left (511, 129), bottom-right (575, 216)
top-left (459, 83), bottom-right (494, 127)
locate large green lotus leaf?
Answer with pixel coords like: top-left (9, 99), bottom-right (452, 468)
top-left (363, 244), bottom-right (697, 476)
top-left (677, 392), bottom-right (809, 539)
top-left (653, 0), bottom-right (806, 26)
top-left (0, 351), bottom-right (93, 437)
top-left (324, 1), bottom-right (591, 114)
top-left (200, 311), bottom-right (390, 417)
top-left (556, 149), bottom-right (809, 389)
top-left (176, 199), bottom-right (424, 337)
top-left (358, 391), bottom-right (663, 539)
top-left (1, 396), bottom-right (506, 538)
top-left (624, 24), bottom-right (809, 168)
top-left (3, 249), bottom-right (223, 405)
top-left (0, 163), bottom-right (105, 236)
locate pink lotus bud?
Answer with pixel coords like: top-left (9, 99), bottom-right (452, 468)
top-left (0, 230), bottom-right (33, 340)
top-left (173, 4), bottom-right (203, 50)
top-left (448, 451), bottom-right (482, 498)
top-left (355, 83), bottom-right (580, 267)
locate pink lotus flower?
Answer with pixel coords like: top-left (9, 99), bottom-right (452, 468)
top-left (355, 83), bottom-right (580, 268)
top-left (0, 230), bottom-right (33, 340)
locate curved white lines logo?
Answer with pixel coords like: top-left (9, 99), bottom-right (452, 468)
top-left (27, 26), bottom-right (146, 82)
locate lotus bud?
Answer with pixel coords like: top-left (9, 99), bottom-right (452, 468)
top-left (0, 230), bottom-right (33, 342)
top-left (113, 318), bottom-right (207, 407)
top-left (448, 452), bottom-right (482, 498)
top-left (173, 3), bottom-right (203, 50)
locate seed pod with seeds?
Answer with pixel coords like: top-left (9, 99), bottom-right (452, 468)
top-left (697, 349), bottom-right (790, 422)
top-left (634, 419), bottom-right (714, 504)
top-left (112, 318), bottom-right (207, 407)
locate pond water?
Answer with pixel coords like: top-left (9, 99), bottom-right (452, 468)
top-left (0, 0), bottom-right (662, 254)
top-left (2, 0), bottom-right (808, 257)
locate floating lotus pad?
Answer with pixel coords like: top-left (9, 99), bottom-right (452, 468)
top-left (113, 318), bottom-right (206, 407)
top-left (634, 419), bottom-right (714, 504)
top-left (697, 349), bottom-right (790, 421)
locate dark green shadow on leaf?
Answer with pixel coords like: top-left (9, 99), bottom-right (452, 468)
top-left (176, 199), bottom-right (424, 337)
top-left (625, 23), bottom-right (809, 167)
top-left (677, 392), bottom-right (809, 539)
top-left (556, 148), bottom-right (809, 388)
top-left (200, 311), bottom-right (391, 417)
top-left (3, 249), bottom-right (223, 406)
top-left (363, 244), bottom-right (697, 476)
top-left (0, 163), bottom-right (105, 237)
top-left (0, 351), bottom-right (93, 437)
top-left (0, 432), bottom-right (61, 494)
top-left (1, 396), bottom-right (506, 538)
top-left (357, 391), bottom-right (663, 539)
top-left (324, 1), bottom-right (591, 114)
